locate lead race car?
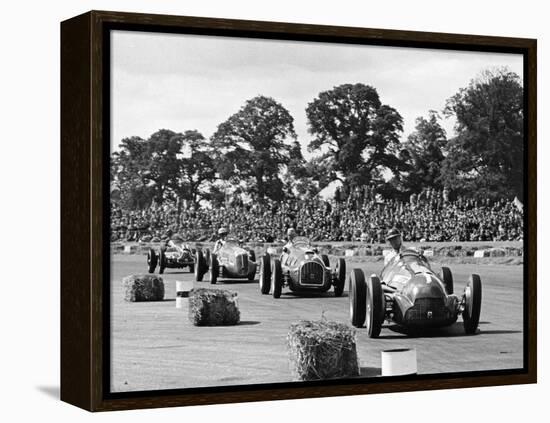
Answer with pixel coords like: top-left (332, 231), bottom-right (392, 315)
top-left (348, 248), bottom-right (482, 337)
top-left (259, 236), bottom-right (346, 298)
top-left (194, 239), bottom-right (257, 284)
top-left (147, 237), bottom-right (196, 274)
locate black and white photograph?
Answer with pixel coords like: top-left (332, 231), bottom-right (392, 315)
top-left (108, 29), bottom-right (526, 393)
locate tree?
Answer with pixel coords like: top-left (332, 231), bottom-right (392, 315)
top-left (402, 111), bottom-right (447, 193)
top-left (442, 68), bottom-right (524, 200)
top-left (305, 83), bottom-right (405, 190)
top-left (111, 129), bottom-right (215, 209)
top-left (211, 95), bottom-right (299, 201)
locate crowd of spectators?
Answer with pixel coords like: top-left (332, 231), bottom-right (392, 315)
top-left (110, 186), bottom-right (524, 244)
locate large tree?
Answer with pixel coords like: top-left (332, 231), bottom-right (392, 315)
top-left (402, 110), bottom-right (447, 193)
top-left (211, 95), bottom-right (300, 201)
top-left (442, 68), bottom-right (524, 200)
top-left (305, 83), bottom-right (405, 189)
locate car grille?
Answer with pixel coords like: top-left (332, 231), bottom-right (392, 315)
top-left (405, 298), bottom-right (449, 322)
top-left (236, 254), bottom-right (248, 274)
top-left (300, 262), bottom-right (324, 285)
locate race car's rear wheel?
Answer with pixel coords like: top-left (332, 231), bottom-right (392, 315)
top-left (195, 250), bottom-right (206, 281)
top-left (271, 258), bottom-right (282, 299)
top-left (321, 254), bottom-right (330, 268)
top-left (349, 269), bottom-right (366, 328)
top-left (441, 266), bottom-right (454, 295)
top-left (259, 254), bottom-right (271, 294)
top-left (147, 248), bottom-right (157, 274)
top-left (158, 249), bottom-right (166, 274)
top-left (209, 254), bottom-right (219, 285)
top-left (334, 258), bottom-right (346, 297)
top-left (366, 275), bottom-right (384, 338)
top-left (463, 274), bottom-right (482, 335)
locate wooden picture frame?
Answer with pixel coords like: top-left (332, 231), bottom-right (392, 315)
top-left (61, 10), bottom-right (536, 411)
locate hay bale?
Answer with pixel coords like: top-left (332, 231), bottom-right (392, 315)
top-left (287, 320), bottom-right (359, 381)
top-left (188, 288), bottom-right (240, 326)
top-left (122, 274), bottom-right (165, 302)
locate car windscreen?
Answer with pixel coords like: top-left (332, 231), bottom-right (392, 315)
top-left (292, 236), bottom-right (310, 247)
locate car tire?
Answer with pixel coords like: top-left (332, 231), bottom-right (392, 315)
top-left (366, 275), bottom-right (384, 338)
top-left (248, 249), bottom-right (256, 263)
top-left (334, 258), bottom-right (346, 297)
top-left (189, 263), bottom-right (194, 274)
top-left (463, 274), bottom-right (482, 335)
top-left (271, 258), bottom-right (282, 299)
top-left (195, 250), bottom-right (206, 282)
top-left (259, 254), bottom-right (271, 294)
top-left (158, 249), bottom-right (166, 274)
top-left (349, 269), bottom-right (367, 328)
top-left (441, 266), bottom-right (454, 295)
top-left (209, 254), bottom-right (219, 285)
top-left (321, 254), bottom-right (330, 268)
top-left (147, 248), bottom-right (157, 274)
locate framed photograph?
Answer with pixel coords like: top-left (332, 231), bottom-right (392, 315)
top-left (61, 10), bottom-right (536, 411)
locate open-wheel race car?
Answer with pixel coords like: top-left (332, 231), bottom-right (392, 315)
top-left (147, 238), bottom-right (196, 274)
top-left (194, 239), bottom-right (257, 284)
top-left (258, 237), bottom-right (346, 298)
top-left (348, 248), bottom-right (482, 337)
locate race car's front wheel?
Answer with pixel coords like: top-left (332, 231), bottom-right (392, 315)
top-left (209, 254), bottom-right (219, 285)
top-left (195, 250), bottom-right (206, 281)
top-left (441, 266), bottom-right (454, 295)
top-left (321, 254), bottom-right (330, 268)
top-left (158, 249), bottom-right (166, 274)
top-left (463, 274), bottom-right (482, 335)
top-left (271, 258), bottom-right (282, 299)
top-left (259, 254), bottom-right (271, 294)
top-left (334, 258), bottom-right (346, 297)
top-left (349, 269), bottom-right (366, 328)
top-left (366, 275), bottom-right (384, 338)
top-left (147, 248), bottom-right (157, 274)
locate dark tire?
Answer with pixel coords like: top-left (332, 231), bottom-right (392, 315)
top-left (248, 250), bottom-right (256, 263)
top-left (441, 266), bottom-right (454, 295)
top-left (195, 250), bottom-right (206, 281)
top-left (205, 248), bottom-right (211, 267)
top-left (189, 263), bottom-right (195, 274)
top-left (147, 249), bottom-right (157, 274)
top-left (321, 254), bottom-right (330, 267)
top-left (158, 249), bottom-right (166, 274)
top-left (209, 254), bottom-right (219, 285)
top-left (259, 255), bottom-right (271, 294)
top-left (349, 269), bottom-right (367, 328)
top-left (271, 258), bottom-right (282, 299)
top-left (334, 258), bottom-right (346, 297)
top-left (463, 274), bottom-right (482, 335)
top-left (365, 275), bottom-right (384, 338)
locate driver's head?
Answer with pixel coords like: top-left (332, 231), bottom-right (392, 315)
top-left (287, 227), bottom-right (296, 241)
top-left (218, 227), bottom-right (228, 239)
top-left (385, 228), bottom-right (402, 250)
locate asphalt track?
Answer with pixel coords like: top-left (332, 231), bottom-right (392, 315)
top-left (110, 255), bottom-right (524, 393)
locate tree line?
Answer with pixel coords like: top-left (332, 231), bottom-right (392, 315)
top-left (110, 68), bottom-right (524, 209)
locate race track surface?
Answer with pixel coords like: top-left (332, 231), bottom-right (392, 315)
top-left (110, 255), bottom-right (524, 393)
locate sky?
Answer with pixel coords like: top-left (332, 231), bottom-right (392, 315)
top-left (111, 30), bottom-right (523, 157)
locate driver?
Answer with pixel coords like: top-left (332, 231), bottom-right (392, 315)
top-left (284, 228), bottom-right (297, 250)
top-left (386, 227), bottom-right (403, 254)
top-left (213, 227), bottom-right (229, 254)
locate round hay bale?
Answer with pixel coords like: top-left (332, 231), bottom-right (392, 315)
top-left (287, 320), bottom-right (359, 381)
top-left (122, 274), bottom-right (165, 302)
top-left (188, 288), bottom-right (240, 326)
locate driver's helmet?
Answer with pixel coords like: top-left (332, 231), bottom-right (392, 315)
top-left (385, 227), bottom-right (402, 241)
top-left (218, 227), bottom-right (229, 236)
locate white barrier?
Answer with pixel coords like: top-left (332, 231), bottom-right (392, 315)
top-left (175, 280), bottom-right (194, 310)
top-left (345, 249), bottom-right (355, 257)
top-left (381, 348), bottom-right (417, 376)
top-left (473, 250), bottom-right (486, 258)
top-left (423, 249), bottom-right (434, 257)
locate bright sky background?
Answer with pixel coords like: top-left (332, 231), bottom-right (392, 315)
top-left (111, 30), bottom-right (523, 157)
